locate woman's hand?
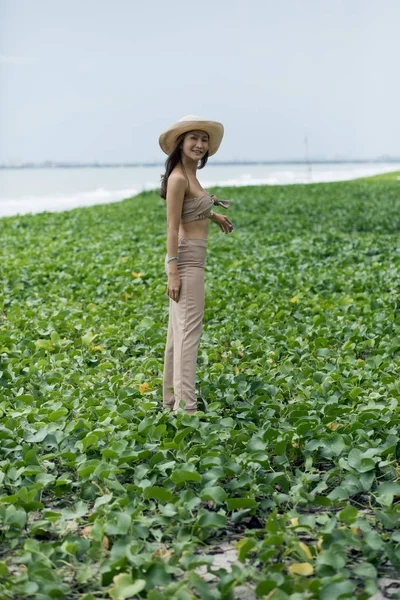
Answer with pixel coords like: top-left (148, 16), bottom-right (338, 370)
top-left (167, 272), bottom-right (181, 302)
top-left (212, 213), bottom-right (234, 234)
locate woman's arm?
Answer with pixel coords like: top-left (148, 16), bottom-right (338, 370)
top-left (209, 211), bottom-right (234, 234)
top-left (166, 174), bottom-right (186, 302)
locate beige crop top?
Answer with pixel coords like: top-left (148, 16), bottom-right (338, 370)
top-left (178, 167), bottom-right (230, 223)
top-left (181, 193), bottom-right (230, 224)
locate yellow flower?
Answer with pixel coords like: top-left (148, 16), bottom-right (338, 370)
top-left (132, 272), bottom-right (144, 278)
top-left (290, 297), bottom-right (299, 303)
top-left (121, 257), bottom-right (128, 262)
top-left (92, 345), bottom-right (103, 351)
top-left (139, 382), bottom-right (151, 394)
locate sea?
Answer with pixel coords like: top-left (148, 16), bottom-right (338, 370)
top-left (0, 162), bottom-right (399, 218)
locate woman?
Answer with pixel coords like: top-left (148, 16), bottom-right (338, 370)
top-left (159, 115), bottom-right (234, 414)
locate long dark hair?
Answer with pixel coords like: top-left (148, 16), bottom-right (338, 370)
top-left (160, 132), bottom-right (209, 199)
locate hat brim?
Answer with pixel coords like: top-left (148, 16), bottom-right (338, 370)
top-left (159, 120), bottom-right (224, 157)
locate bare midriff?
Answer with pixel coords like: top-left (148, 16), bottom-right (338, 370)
top-left (179, 217), bottom-right (209, 240)
top-left (179, 188), bottom-right (211, 239)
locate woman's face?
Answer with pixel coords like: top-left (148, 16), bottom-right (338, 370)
top-left (181, 130), bottom-right (209, 161)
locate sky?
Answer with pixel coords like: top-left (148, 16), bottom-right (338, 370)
top-left (1, 0), bottom-right (399, 164)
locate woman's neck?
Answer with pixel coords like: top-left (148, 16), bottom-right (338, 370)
top-left (180, 155), bottom-right (197, 176)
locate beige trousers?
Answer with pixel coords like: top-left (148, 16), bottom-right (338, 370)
top-left (163, 236), bottom-right (207, 413)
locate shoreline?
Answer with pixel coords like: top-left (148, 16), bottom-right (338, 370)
top-left (2, 158), bottom-right (400, 170)
top-left (0, 166), bottom-right (399, 220)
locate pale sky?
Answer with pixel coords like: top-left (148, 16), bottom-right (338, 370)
top-left (1, 0), bottom-right (399, 163)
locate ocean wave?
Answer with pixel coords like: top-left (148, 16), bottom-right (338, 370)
top-left (1, 164), bottom-right (399, 218)
top-left (200, 165), bottom-right (400, 187)
top-left (0, 187), bottom-right (139, 217)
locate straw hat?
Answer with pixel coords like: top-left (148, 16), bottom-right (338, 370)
top-left (159, 114), bottom-right (224, 156)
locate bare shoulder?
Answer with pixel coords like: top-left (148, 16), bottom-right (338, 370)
top-left (167, 169), bottom-right (187, 201)
top-left (168, 168), bottom-right (186, 188)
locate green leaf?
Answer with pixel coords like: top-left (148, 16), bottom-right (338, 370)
top-left (349, 387), bottom-right (363, 399)
top-left (200, 486), bottom-right (228, 505)
top-left (353, 562), bottom-right (377, 579)
top-left (143, 486), bottom-right (173, 503)
top-left (359, 470), bottom-right (375, 491)
top-left (105, 511), bottom-right (132, 535)
top-left (16, 394), bottom-right (35, 405)
top-left (262, 589), bottom-right (290, 600)
top-left (170, 467), bottom-right (202, 485)
top-left (255, 580), bottom-right (277, 597)
top-left (144, 563), bottom-right (171, 588)
top-left (338, 504), bottom-right (358, 525)
top-left (197, 511), bottom-right (227, 528)
top-left (248, 436), bottom-right (266, 451)
top-left (236, 537), bottom-right (257, 562)
top-left (110, 574), bottom-right (146, 600)
top-left (48, 408), bottom-right (69, 421)
top-left (320, 580), bottom-right (355, 600)
top-left (226, 497), bottom-right (258, 510)
top-left (19, 582), bottom-right (39, 595)
top-left (5, 506), bottom-right (27, 528)
top-left (187, 571), bottom-right (220, 600)
top-left (93, 493), bottom-right (113, 510)
top-left (347, 448), bottom-right (376, 472)
top-left (23, 448), bottom-right (40, 466)
top-left (81, 331), bottom-right (96, 346)
top-left (364, 530), bottom-right (384, 550)
top-left (180, 552), bottom-right (214, 570)
top-left (376, 482), bottom-right (400, 507)
top-left (77, 460), bottom-right (100, 478)
top-left (317, 546), bottom-right (346, 570)
top-left (35, 339), bottom-right (54, 351)
top-left (138, 317), bottom-right (154, 330)
top-left (323, 434), bottom-right (345, 457)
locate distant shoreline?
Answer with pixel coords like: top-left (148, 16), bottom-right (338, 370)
top-left (1, 163), bottom-right (399, 219)
top-left (1, 158), bottom-right (400, 170)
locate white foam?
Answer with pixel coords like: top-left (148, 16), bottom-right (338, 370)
top-left (0, 163), bottom-right (399, 218)
top-left (200, 164), bottom-right (400, 187)
top-left (0, 186), bottom-right (139, 218)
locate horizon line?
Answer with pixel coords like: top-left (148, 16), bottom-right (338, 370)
top-left (1, 157), bottom-right (400, 169)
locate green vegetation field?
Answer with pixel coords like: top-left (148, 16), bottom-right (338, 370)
top-left (1, 172), bottom-right (400, 600)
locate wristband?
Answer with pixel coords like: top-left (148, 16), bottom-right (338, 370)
top-left (167, 256), bottom-right (179, 264)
